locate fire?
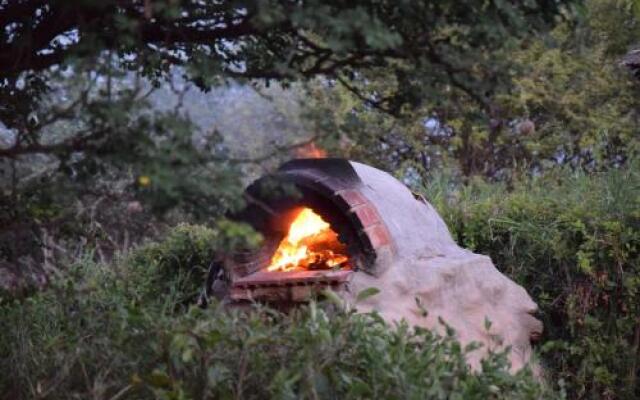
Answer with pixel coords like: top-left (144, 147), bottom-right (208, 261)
top-left (294, 142), bottom-right (327, 159)
top-left (267, 208), bottom-right (349, 272)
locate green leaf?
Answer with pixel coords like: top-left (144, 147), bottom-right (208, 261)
top-left (356, 287), bottom-right (380, 302)
top-left (322, 289), bottom-right (344, 308)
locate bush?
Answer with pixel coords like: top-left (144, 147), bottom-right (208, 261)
top-left (0, 257), bottom-right (170, 399)
top-left (127, 221), bottom-right (261, 304)
top-left (127, 223), bottom-right (220, 304)
top-left (0, 230), bottom-right (555, 399)
top-left (424, 163), bottom-right (640, 399)
top-left (142, 305), bottom-right (555, 400)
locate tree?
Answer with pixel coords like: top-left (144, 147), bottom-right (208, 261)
top-left (0, 0), bottom-right (572, 282)
top-left (1, 0), bottom-right (571, 133)
top-left (303, 0), bottom-right (639, 182)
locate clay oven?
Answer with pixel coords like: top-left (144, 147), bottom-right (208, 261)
top-left (226, 158), bottom-right (395, 302)
top-left (219, 158), bottom-right (543, 369)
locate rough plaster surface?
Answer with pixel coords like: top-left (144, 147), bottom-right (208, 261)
top-left (345, 162), bottom-right (542, 370)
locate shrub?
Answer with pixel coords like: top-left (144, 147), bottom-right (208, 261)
top-left (127, 221), bottom-right (261, 304)
top-left (0, 237), bottom-right (556, 399)
top-left (424, 163), bottom-right (640, 399)
top-left (142, 305), bottom-right (556, 400)
top-left (127, 223), bottom-right (220, 304)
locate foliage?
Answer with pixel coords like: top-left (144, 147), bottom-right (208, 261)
top-left (0, 66), bottom-right (248, 287)
top-left (423, 162), bottom-right (640, 399)
top-left (498, 0), bottom-right (640, 171)
top-left (143, 307), bottom-right (554, 400)
top-left (128, 221), bottom-right (261, 304)
top-left (0, 1), bottom-right (569, 84)
top-left (0, 235), bottom-right (554, 399)
top-left (2, 151), bottom-right (638, 400)
top-left (305, 0), bottom-right (639, 181)
top-left (0, 0), bottom-right (573, 284)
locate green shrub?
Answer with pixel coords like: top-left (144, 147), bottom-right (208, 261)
top-left (0, 259), bottom-right (170, 399)
top-left (127, 223), bottom-right (220, 303)
top-left (127, 221), bottom-right (261, 303)
top-left (142, 304), bottom-right (556, 400)
top-left (424, 163), bottom-right (640, 399)
top-left (0, 236), bottom-right (555, 399)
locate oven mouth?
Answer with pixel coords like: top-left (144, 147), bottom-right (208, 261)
top-left (227, 204), bottom-right (359, 303)
top-left (266, 207), bottom-right (352, 273)
top-left (224, 158), bottom-right (396, 303)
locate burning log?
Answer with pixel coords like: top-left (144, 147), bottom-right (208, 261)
top-left (267, 208), bottom-right (350, 273)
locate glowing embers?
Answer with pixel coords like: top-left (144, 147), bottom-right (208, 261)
top-left (267, 208), bottom-right (350, 272)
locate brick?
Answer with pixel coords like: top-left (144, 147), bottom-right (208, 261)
top-left (233, 269), bottom-right (353, 287)
top-left (363, 224), bottom-right (391, 248)
top-left (350, 204), bottom-right (381, 228)
top-left (292, 169), bottom-right (332, 185)
top-left (229, 287), bottom-right (251, 301)
top-left (230, 265), bottom-right (251, 279)
top-left (290, 285), bottom-right (313, 301)
top-left (290, 169), bottom-right (328, 182)
top-left (336, 189), bottom-right (367, 207)
top-left (230, 281), bottom-right (351, 302)
top-left (252, 286), bottom-right (288, 301)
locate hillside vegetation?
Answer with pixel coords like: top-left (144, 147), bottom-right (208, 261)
top-left (2, 163), bottom-right (638, 399)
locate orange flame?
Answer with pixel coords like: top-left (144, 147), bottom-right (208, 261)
top-left (267, 208), bottom-right (349, 272)
top-left (294, 142), bottom-right (327, 159)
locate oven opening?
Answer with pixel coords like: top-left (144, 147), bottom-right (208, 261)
top-left (267, 207), bottom-right (351, 273)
